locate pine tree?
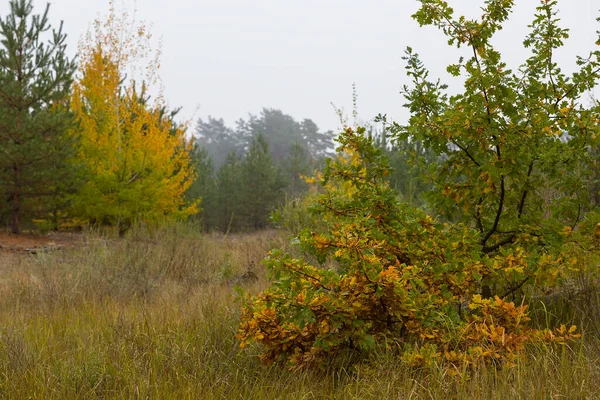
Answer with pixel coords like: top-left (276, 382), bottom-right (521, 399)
top-left (195, 117), bottom-right (244, 168)
top-left (241, 134), bottom-right (285, 229)
top-left (0, 0), bottom-right (76, 233)
top-left (215, 151), bottom-right (243, 232)
top-left (299, 118), bottom-right (334, 158)
top-left (187, 145), bottom-right (217, 230)
top-left (285, 142), bottom-right (311, 198)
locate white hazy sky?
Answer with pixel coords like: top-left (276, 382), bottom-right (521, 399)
top-left (1, 1), bottom-right (599, 132)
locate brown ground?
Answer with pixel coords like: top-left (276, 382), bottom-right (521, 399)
top-left (0, 231), bottom-right (82, 253)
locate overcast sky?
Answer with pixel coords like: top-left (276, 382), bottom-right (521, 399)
top-left (1, 1), bottom-right (598, 132)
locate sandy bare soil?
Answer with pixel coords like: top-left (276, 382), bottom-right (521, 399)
top-left (0, 231), bottom-right (82, 253)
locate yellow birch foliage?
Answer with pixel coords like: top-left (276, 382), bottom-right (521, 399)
top-left (70, 4), bottom-right (197, 230)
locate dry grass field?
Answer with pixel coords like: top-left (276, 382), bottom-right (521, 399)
top-left (0, 225), bottom-right (599, 399)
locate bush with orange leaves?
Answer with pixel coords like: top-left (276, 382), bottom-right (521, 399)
top-left (238, 127), bottom-right (580, 370)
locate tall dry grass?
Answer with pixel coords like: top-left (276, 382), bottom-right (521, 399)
top-left (0, 224), bottom-right (599, 399)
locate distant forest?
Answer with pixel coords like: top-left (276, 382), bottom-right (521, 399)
top-left (186, 107), bottom-right (445, 232)
top-left (188, 108), bottom-right (334, 232)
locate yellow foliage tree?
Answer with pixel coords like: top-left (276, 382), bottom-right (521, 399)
top-left (70, 4), bottom-right (197, 234)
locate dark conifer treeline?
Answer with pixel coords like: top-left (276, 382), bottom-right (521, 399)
top-left (187, 109), bottom-right (335, 232)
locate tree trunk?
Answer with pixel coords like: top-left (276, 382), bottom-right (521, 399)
top-left (10, 163), bottom-right (21, 234)
top-left (10, 210), bottom-right (20, 234)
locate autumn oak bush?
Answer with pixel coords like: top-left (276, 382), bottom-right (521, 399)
top-left (239, 0), bottom-right (600, 370)
top-left (238, 127), bottom-right (580, 370)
